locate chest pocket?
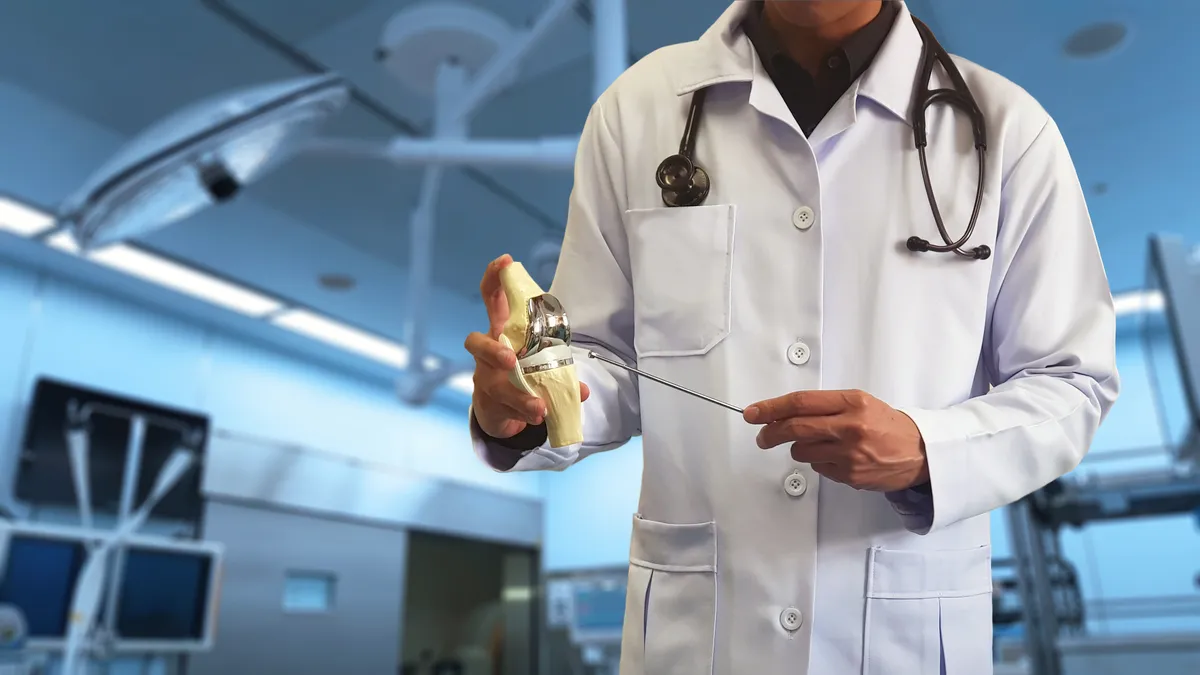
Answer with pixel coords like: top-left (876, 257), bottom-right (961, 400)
top-left (624, 204), bottom-right (736, 358)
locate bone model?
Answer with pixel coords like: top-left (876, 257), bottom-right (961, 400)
top-left (497, 262), bottom-right (583, 449)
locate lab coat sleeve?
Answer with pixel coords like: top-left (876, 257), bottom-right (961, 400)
top-left (892, 116), bottom-right (1120, 535)
top-left (470, 101), bottom-right (642, 473)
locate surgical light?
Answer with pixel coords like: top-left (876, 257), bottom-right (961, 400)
top-left (59, 73), bottom-right (349, 252)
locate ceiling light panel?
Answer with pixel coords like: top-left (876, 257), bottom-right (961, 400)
top-left (0, 196), bottom-right (56, 236)
top-left (271, 309), bottom-right (410, 369)
top-left (88, 245), bottom-right (284, 318)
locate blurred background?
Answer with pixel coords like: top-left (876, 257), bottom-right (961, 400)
top-left (0, 1), bottom-right (1195, 674)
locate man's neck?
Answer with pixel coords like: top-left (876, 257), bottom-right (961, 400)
top-left (762, 1), bottom-right (884, 73)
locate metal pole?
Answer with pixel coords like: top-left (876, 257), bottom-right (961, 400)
top-left (592, 0), bottom-right (628, 99)
top-left (402, 166), bottom-right (443, 376)
top-left (1006, 500), bottom-right (1063, 675)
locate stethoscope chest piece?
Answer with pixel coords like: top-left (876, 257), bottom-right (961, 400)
top-left (658, 154), bottom-right (710, 208)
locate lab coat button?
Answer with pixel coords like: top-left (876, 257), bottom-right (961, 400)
top-left (784, 471), bottom-right (807, 497)
top-left (780, 607), bottom-right (804, 632)
top-left (792, 206), bottom-right (815, 230)
top-left (786, 341), bottom-right (811, 366)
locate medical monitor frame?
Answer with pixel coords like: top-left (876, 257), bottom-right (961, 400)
top-left (0, 520), bottom-right (88, 650)
top-left (0, 520), bottom-right (223, 654)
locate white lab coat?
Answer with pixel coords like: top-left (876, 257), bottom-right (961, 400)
top-left (471, 3), bottom-right (1119, 674)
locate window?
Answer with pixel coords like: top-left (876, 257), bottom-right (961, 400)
top-left (282, 571), bottom-right (336, 613)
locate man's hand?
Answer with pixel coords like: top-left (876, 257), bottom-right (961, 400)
top-left (743, 390), bottom-right (928, 492)
top-left (465, 254), bottom-right (590, 440)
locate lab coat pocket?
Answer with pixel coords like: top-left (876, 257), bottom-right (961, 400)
top-left (863, 545), bottom-right (993, 675)
top-left (625, 204), bottom-right (736, 358)
top-left (618, 515), bottom-right (717, 675)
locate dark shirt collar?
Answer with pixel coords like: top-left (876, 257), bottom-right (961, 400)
top-left (742, 1), bottom-right (900, 82)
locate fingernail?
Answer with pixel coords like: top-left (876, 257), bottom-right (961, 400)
top-left (755, 430), bottom-right (766, 449)
top-left (744, 406), bottom-right (759, 422)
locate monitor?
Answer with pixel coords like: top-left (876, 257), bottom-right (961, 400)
top-left (0, 523), bottom-right (86, 647)
top-left (16, 377), bottom-right (210, 521)
top-left (111, 537), bottom-right (223, 653)
top-left (0, 521), bottom-right (223, 654)
top-left (568, 576), bottom-right (626, 643)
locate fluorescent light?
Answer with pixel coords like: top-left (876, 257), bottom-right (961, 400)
top-left (88, 245), bottom-right (284, 317)
top-left (502, 586), bottom-right (534, 602)
top-left (447, 372), bottom-right (474, 394)
top-left (1114, 289), bottom-right (1164, 317)
top-left (272, 309), bottom-right (410, 369)
top-left (0, 196), bottom-right (55, 236)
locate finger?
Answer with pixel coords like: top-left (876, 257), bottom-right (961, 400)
top-left (479, 254), bottom-right (513, 301)
top-left (479, 255), bottom-right (513, 337)
top-left (789, 441), bottom-right (841, 465)
top-left (811, 462), bottom-right (853, 486)
top-left (744, 390), bottom-right (870, 425)
top-left (580, 381), bottom-right (591, 402)
top-left (477, 371), bottom-right (546, 421)
top-left (465, 332), bottom-right (517, 370)
top-left (473, 397), bottom-right (529, 439)
top-left (755, 416), bottom-right (840, 449)
top-left (475, 384), bottom-right (547, 425)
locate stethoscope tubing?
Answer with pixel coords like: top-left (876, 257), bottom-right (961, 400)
top-left (657, 13), bottom-right (991, 260)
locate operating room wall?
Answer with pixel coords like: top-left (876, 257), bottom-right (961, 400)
top-left (0, 259), bottom-right (539, 508)
top-left (0, 252), bottom-right (544, 672)
top-left (539, 325), bottom-right (1200, 634)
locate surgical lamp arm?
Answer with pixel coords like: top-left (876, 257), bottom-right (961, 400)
top-left (65, 401), bottom-right (94, 530)
top-left (61, 449), bottom-right (196, 675)
top-left (448, 0), bottom-right (577, 126)
top-left (299, 136), bottom-right (580, 170)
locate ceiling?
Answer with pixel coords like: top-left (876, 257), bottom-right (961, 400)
top-left (0, 0), bottom-right (1194, 370)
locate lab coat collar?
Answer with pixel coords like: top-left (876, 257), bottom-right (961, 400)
top-left (856, 2), bottom-right (924, 125)
top-left (675, 2), bottom-right (757, 95)
top-left (678, 1), bottom-right (925, 127)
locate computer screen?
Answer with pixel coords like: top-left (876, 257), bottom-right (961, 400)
top-left (115, 547), bottom-right (213, 642)
top-left (571, 579), bottom-right (626, 635)
top-left (0, 534), bottom-right (86, 639)
top-left (16, 377), bottom-right (209, 521)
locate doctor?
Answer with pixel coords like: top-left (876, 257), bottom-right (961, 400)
top-left (466, 1), bottom-right (1118, 673)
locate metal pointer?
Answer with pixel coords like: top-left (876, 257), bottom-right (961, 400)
top-left (586, 351), bottom-right (745, 414)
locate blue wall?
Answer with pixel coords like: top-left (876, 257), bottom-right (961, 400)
top-left (0, 257), bottom-right (542, 512)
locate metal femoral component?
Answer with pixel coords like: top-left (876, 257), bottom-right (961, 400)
top-left (519, 293), bottom-right (572, 358)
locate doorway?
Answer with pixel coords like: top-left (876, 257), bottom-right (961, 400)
top-left (401, 531), bottom-right (539, 675)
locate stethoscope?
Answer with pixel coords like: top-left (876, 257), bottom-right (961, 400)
top-left (656, 15), bottom-right (991, 260)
